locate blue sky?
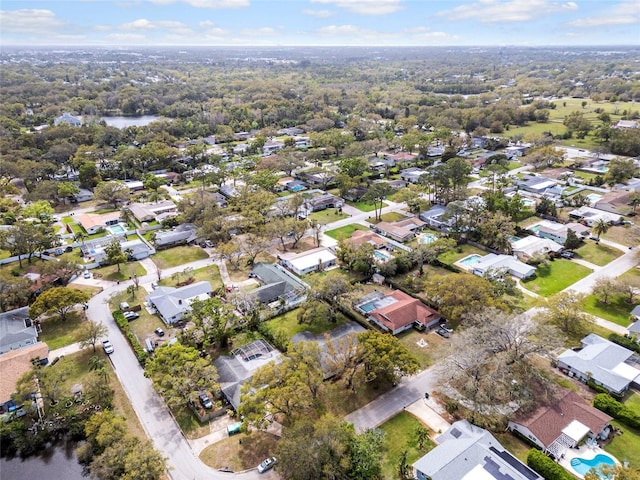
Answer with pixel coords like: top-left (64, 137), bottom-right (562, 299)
top-left (1, 0), bottom-right (638, 46)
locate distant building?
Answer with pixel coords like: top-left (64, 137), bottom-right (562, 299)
top-left (246, 263), bottom-right (308, 309)
top-left (279, 247), bottom-right (337, 276)
top-left (54, 112), bottom-right (82, 127)
top-left (0, 307), bottom-right (39, 355)
top-left (146, 281), bottom-right (213, 325)
top-left (153, 224), bottom-right (197, 248)
top-left (510, 236), bottom-right (563, 260)
top-left (568, 206), bottom-right (623, 226)
top-left (470, 253), bottom-right (535, 279)
top-left (127, 200), bottom-right (177, 223)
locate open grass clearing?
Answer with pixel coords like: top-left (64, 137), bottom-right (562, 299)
top-left (378, 211), bottom-right (408, 223)
top-left (379, 411), bottom-right (435, 480)
top-left (93, 261), bottom-right (147, 282)
top-left (159, 263), bottom-right (223, 290)
top-left (109, 287), bottom-right (170, 345)
top-left (605, 420), bottom-right (640, 469)
top-left (603, 225), bottom-right (638, 246)
top-left (396, 330), bottom-right (444, 370)
top-left (308, 208), bottom-right (348, 224)
top-left (574, 241), bottom-right (623, 266)
top-left (583, 294), bottom-right (634, 327)
top-left (39, 310), bottom-right (87, 351)
top-left (437, 244), bottom-right (486, 265)
top-left (172, 404), bottom-right (214, 439)
top-left (324, 223), bottom-right (369, 240)
top-left (152, 246), bottom-right (209, 269)
top-left (346, 200), bottom-right (378, 213)
top-left (199, 431), bottom-right (279, 470)
top-left (493, 432), bottom-right (533, 464)
top-left (520, 259), bottom-right (591, 297)
top-left (264, 307), bottom-right (347, 338)
top-left (224, 252), bottom-right (277, 283)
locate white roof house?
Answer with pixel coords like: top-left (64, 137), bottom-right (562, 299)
top-left (413, 420), bottom-right (542, 480)
top-left (472, 254), bottom-right (535, 279)
top-left (557, 334), bottom-right (640, 395)
top-left (535, 220), bottom-right (590, 244)
top-left (279, 247), bottom-right (337, 276)
top-left (146, 281), bottom-right (213, 325)
top-left (511, 236), bottom-right (563, 260)
top-left (569, 206), bottom-right (623, 226)
top-left (54, 112), bottom-right (82, 127)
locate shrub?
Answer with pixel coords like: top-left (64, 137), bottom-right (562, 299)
top-left (608, 333), bottom-right (640, 354)
top-left (527, 449), bottom-right (574, 480)
top-left (593, 393), bottom-right (640, 429)
top-left (586, 379), bottom-right (623, 401)
top-left (112, 311), bottom-right (148, 366)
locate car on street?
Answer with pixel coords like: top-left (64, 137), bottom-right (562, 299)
top-left (198, 392), bottom-right (213, 410)
top-left (440, 323), bottom-right (453, 333)
top-left (154, 328), bottom-right (165, 337)
top-left (560, 251), bottom-right (575, 259)
top-left (102, 340), bottom-right (114, 354)
top-left (435, 328), bottom-right (450, 338)
top-left (83, 270), bottom-right (91, 279)
top-left (123, 311), bottom-right (139, 321)
top-left (257, 457), bottom-right (277, 473)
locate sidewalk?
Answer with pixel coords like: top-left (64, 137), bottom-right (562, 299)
top-left (405, 398), bottom-right (451, 435)
top-left (49, 341), bottom-right (83, 359)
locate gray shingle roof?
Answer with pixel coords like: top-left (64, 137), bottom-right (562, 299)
top-left (146, 281), bottom-right (212, 324)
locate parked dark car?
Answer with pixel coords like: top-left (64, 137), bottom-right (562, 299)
top-left (199, 393), bottom-right (213, 410)
top-left (435, 328), bottom-right (450, 338)
top-left (560, 251), bottom-right (575, 259)
top-left (154, 328), bottom-right (165, 337)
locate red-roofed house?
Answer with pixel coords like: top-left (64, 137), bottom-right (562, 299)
top-left (508, 390), bottom-right (612, 459)
top-left (356, 290), bottom-right (441, 335)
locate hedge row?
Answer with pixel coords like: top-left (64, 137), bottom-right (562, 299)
top-left (112, 311), bottom-right (149, 366)
top-left (593, 393), bottom-right (640, 429)
top-left (608, 333), bottom-right (640, 354)
top-left (587, 379), bottom-right (623, 401)
top-left (526, 449), bottom-right (574, 480)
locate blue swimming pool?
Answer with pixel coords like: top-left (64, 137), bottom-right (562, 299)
top-left (418, 233), bottom-right (437, 244)
top-left (570, 453), bottom-right (615, 477)
top-left (107, 224), bottom-right (127, 235)
top-left (359, 302), bottom-right (378, 313)
top-left (290, 185), bottom-right (305, 192)
top-left (459, 254), bottom-right (482, 267)
top-left (373, 250), bottom-right (390, 261)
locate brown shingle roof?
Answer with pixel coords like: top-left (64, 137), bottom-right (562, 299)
top-left (370, 290), bottom-right (441, 332)
top-left (0, 343), bottom-right (49, 403)
top-left (348, 230), bottom-right (387, 248)
top-left (513, 390), bottom-right (611, 447)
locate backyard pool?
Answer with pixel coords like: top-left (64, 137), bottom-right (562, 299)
top-left (373, 250), bottom-right (390, 261)
top-left (358, 301), bottom-right (378, 313)
top-left (570, 453), bottom-right (615, 477)
top-left (459, 254), bottom-right (482, 267)
top-left (418, 233), bottom-right (437, 244)
top-left (529, 224), bottom-right (542, 233)
top-left (290, 185), bottom-right (306, 192)
top-left (586, 193), bottom-right (602, 204)
top-left (106, 224), bottom-right (127, 235)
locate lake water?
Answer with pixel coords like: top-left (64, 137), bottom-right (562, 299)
top-left (0, 440), bottom-right (87, 480)
top-left (101, 115), bottom-right (161, 128)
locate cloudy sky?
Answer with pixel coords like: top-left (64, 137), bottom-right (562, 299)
top-left (1, 0), bottom-right (638, 47)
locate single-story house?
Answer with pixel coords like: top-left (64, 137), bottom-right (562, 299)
top-left (346, 230), bottom-right (390, 250)
top-left (277, 127), bottom-right (304, 136)
top-left (82, 237), bottom-right (155, 264)
top-left (73, 188), bottom-right (94, 203)
top-left (375, 217), bottom-right (426, 243)
top-left (594, 190), bottom-right (631, 214)
top-left (213, 339), bottom-right (281, 409)
top-left (219, 184), bottom-right (240, 198)
top-left (557, 333), bottom-right (640, 396)
top-left (628, 318), bottom-right (640, 340)
top-left (124, 180), bottom-right (144, 192)
top-left (127, 200), bottom-right (177, 223)
top-left (294, 136), bottom-right (311, 149)
top-left (510, 236), bottom-right (563, 260)
top-left (75, 211), bottom-right (122, 235)
top-left (295, 171), bottom-right (336, 187)
top-left (471, 254), bottom-right (536, 279)
top-left (385, 151), bottom-right (417, 164)
top-left (419, 205), bottom-right (453, 231)
top-left (413, 420), bottom-right (542, 480)
top-left (54, 112), bottom-right (82, 127)
top-left (535, 220), bottom-right (590, 244)
top-left (262, 139), bottom-right (285, 155)
top-left (613, 120), bottom-right (639, 129)
top-left (304, 193), bottom-right (344, 212)
top-left (400, 167), bottom-right (427, 184)
top-left (343, 186), bottom-right (369, 202)
top-left (246, 263), bottom-right (308, 309)
top-left (517, 176), bottom-right (561, 196)
top-left (386, 179), bottom-right (407, 189)
top-left (508, 390), bottom-right (612, 458)
top-left (568, 206), bottom-right (623, 226)
top-left (274, 176), bottom-right (295, 192)
top-left (0, 342), bottom-right (50, 406)
top-left (355, 290), bottom-right (441, 335)
top-left (153, 224), bottom-right (198, 248)
top-left (368, 156), bottom-right (395, 171)
top-left (505, 145), bottom-right (529, 158)
top-left (0, 307), bottom-right (39, 355)
top-left (146, 281), bottom-right (213, 325)
top-left (286, 179), bottom-right (309, 193)
top-left (279, 247), bottom-right (337, 276)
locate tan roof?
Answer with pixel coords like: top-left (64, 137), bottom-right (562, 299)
top-left (0, 343), bottom-right (49, 402)
top-left (348, 230), bottom-right (387, 248)
top-left (513, 390), bottom-right (611, 447)
top-left (75, 211), bottom-right (122, 230)
top-left (370, 290), bottom-right (441, 332)
top-left (376, 221), bottom-right (413, 240)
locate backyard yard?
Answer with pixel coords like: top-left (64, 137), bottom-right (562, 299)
top-left (158, 264), bottom-right (224, 290)
top-left (520, 259), bottom-right (592, 297)
top-left (38, 310), bottom-right (87, 351)
top-left (324, 223), bottom-right (369, 240)
top-left (264, 307), bottom-right (347, 339)
top-left (437, 244), bottom-right (486, 265)
top-left (583, 294), bottom-right (634, 327)
top-left (109, 287), bottom-right (169, 347)
top-left (309, 208), bottom-right (348, 224)
top-left (199, 431), bottom-right (280, 470)
top-left (92, 261), bottom-right (147, 282)
top-left (152, 245), bottom-right (209, 269)
top-left (574, 241), bottom-right (623, 266)
top-left (604, 392), bottom-right (640, 469)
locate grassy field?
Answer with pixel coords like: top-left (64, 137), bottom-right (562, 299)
top-left (199, 431), bottom-right (279, 470)
top-left (264, 307), bottom-right (347, 339)
top-left (39, 311), bottom-right (87, 351)
top-left (308, 209), bottom-right (348, 224)
top-left (396, 330), bottom-right (446, 370)
top-left (493, 432), bottom-right (533, 464)
top-left (379, 411), bottom-right (435, 480)
top-left (603, 225), bottom-right (637, 246)
top-left (377, 212), bottom-right (407, 223)
top-left (158, 263), bottom-right (223, 289)
top-left (324, 223), bottom-right (369, 240)
top-left (438, 244), bottom-right (486, 265)
top-left (109, 287), bottom-right (169, 346)
top-left (521, 259), bottom-right (592, 296)
top-left (93, 261), bottom-right (147, 282)
top-left (346, 200), bottom-right (379, 212)
top-left (574, 242), bottom-right (623, 266)
top-left (606, 420), bottom-right (640, 469)
top-left (152, 246), bottom-right (209, 269)
top-left (583, 294), bottom-right (634, 327)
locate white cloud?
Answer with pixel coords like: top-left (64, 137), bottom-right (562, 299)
top-left (148, 0), bottom-right (249, 8)
top-left (0, 9), bottom-right (65, 33)
top-left (438, 0), bottom-right (578, 23)
top-left (310, 0), bottom-right (405, 15)
top-left (120, 19), bottom-right (190, 31)
top-left (106, 33), bottom-right (148, 42)
top-left (567, 1), bottom-right (639, 27)
top-left (404, 26), bottom-right (460, 41)
top-left (199, 20), bottom-right (215, 27)
top-left (302, 9), bottom-right (333, 18)
top-left (316, 24), bottom-right (365, 36)
top-left (93, 25), bottom-right (113, 32)
top-left (240, 27), bottom-right (277, 36)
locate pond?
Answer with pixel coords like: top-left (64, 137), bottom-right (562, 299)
top-left (0, 439), bottom-right (87, 479)
top-left (100, 115), bottom-right (162, 128)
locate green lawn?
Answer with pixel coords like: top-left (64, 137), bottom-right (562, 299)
top-left (158, 264), bottom-right (223, 290)
top-left (378, 212), bottom-right (407, 223)
top-left (583, 294), bottom-right (634, 327)
top-left (264, 307), bottom-right (347, 339)
top-left (574, 242), bottom-right (623, 266)
top-left (396, 330), bottom-right (444, 370)
top-left (623, 391), bottom-right (640, 416)
top-left (521, 259), bottom-right (592, 296)
top-left (324, 224), bottom-right (369, 240)
top-left (493, 432), bottom-right (534, 464)
top-left (109, 287), bottom-right (169, 346)
top-left (152, 246), bottom-right (209, 269)
top-left (379, 411), bottom-right (435, 480)
top-left (93, 261), bottom-right (147, 282)
top-left (308, 209), bottom-right (349, 224)
top-left (437, 244), bottom-right (486, 265)
top-left (606, 420), bottom-right (640, 469)
top-left (38, 311), bottom-right (86, 350)
top-left (346, 200), bottom-right (378, 213)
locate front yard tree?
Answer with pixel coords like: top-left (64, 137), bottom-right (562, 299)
top-left (187, 297), bottom-right (237, 348)
top-left (0, 221), bottom-right (58, 267)
top-left (57, 182), bottom-right (80, 202)
top-left (535, 197), bottom-right (557, 218)
top-left (362, 183), bottom-right (393, 221)
top-left (477, 212), bottom-right (516, 254)
top-left (616, 277), bottom-right (639, 304)
top-left (591, 218), bottom-right (610, 243)
top-left (79, 319), bottom-right (109, 352)
top-left (542, 290), bottom-right (593, 335)
top-left (41, 258), bottom-right (80, 286)
top-left (217, 240), bottom-right (244, 271)
top-left (564, 228), bottom-right (582, 251)
top-left (142, 173), bottom-right (165, 202)
top-left (94, 180), bottom-right (130, 209)
top-left (358, 330), bottom-right (420, 386)
top-left (104, 237), bottom-right (126, 272)
top-left (144, 343), bottom-right (218, 409)
top-left (29, 287), bottom-right (90, 321)
top-left (591, 277), bottom-right (617, 305)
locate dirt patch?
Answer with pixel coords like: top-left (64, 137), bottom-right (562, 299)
top-left (199, 431), bottom-right (279, 471)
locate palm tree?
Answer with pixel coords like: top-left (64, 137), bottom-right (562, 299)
top-left (591, 219), bottom-right (610, 243)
